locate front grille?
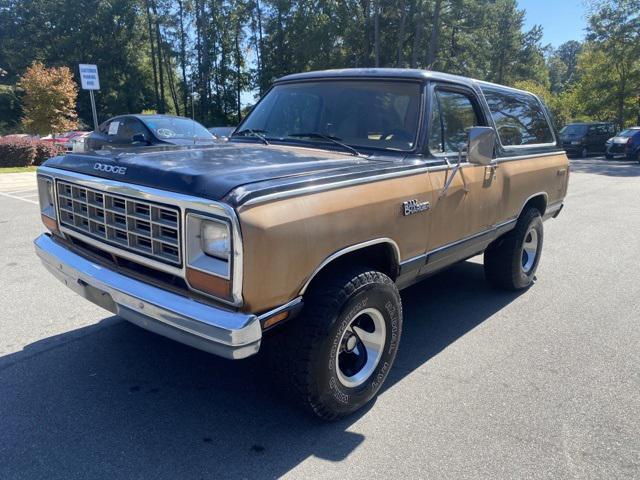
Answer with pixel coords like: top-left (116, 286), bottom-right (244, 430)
top-left (56, 180), bottom-right (182, 266)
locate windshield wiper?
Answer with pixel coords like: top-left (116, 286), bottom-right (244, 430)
top-left (287, 132), bottom-right (364, 157)
top-left (233, 128), bottom-right (270, 145)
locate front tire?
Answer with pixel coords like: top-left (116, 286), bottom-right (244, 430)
top-left (484, 207), bottom-right (544, 290)
top-left (270, 266), bottom-right (403, 420)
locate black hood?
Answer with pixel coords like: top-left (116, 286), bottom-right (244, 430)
top-left (43, 142), bottom-right (400, 203)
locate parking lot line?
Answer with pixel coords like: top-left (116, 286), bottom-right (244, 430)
top-left (0, 191), bottom-right (39, 205)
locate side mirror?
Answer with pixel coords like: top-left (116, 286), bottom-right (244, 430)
top-left (132, 133), bottom-right (148, 144)
top-left (467, 127), bottom-right (496, 166)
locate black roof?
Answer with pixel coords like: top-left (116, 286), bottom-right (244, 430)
top-left (276, 68), bottom-right (532, 95)
top-left (564, 121), bottom-right (615, 125)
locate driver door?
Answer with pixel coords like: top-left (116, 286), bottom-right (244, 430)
top-left (422, 84), bottom-right (502, 273)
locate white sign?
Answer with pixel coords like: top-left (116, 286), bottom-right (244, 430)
top-left (79, 64), bottom-right (100, 90)
top-left (107, 121), bottom-right (120, 135)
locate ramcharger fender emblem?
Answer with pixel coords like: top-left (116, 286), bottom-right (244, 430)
top-left (94, 163), bottom-right (127, 175)
top-left (402, 199), bottom-right (430, 216)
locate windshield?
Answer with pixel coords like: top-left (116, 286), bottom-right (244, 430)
top-left (618, 129), bottom-right (639, 138)
top-left (141, 117), bottom-right (213, 139)
top-left (560, 124), bottom-right (587, 136)
top-left (236, 81), bottom-right (422, 152)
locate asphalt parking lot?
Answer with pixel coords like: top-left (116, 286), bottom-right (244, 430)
top-left (1, 157), bottom-right (639, 479)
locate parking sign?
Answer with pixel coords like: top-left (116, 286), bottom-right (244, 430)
top-left (79, 64), bottom-right (100, 90)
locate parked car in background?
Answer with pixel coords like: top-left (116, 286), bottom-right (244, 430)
top-left (208, 126), bottom-right (235, 141)
top-left (86, 114), bottom-right (216, 151)
top-left (560, 122), bottom-right (615, 157)
top-left (69, 131), bottom-right (92, 152)
top-left (605, 127), bottom-right (640, 161)
top-left (41, 131), bottom-right (88, 150)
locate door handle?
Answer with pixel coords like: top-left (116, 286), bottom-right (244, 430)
top-left (557, 168), bottom-right (567, 176)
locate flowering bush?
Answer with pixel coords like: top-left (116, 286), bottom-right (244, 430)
top-left (0, 137), bottom-right (65, 167)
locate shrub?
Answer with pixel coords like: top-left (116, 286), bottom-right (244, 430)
top-left (0, 137), bottom-right (65, 168)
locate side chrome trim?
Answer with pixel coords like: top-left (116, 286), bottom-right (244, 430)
top-left (237, 151), bottom-right (566, 207)
top-left (397, 218), bottom-right (518, 285)
top-left (298, 238), bottom-right (401, 295)
top-left (257, 297), bottom-right (303, 322)
top-left (37, 166), bottom-right (244, 307)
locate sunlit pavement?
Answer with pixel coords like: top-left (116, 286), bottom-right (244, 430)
top-left (1, 156), bottom-right (639, 479)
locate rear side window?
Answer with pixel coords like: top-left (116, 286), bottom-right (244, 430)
top-left (482, 87), bottom-right (554, 147)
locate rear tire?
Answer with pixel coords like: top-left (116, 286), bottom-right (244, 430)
top-left (269, 266), bottom-right (403, 420)
top-left (484, 208), bottom-right (544, 290)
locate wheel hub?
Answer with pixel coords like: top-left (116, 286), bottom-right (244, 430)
top-left (521, 226), bottom-right (539, 274)
top-left (335, 307), bottom-right (386, 388)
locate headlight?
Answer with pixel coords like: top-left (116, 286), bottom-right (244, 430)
top-left (201, 220), bottom-right (230, 260)
top-left (185, 211), bottom-right (241, 305)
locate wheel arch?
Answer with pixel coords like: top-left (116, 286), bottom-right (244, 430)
top-left (299, 238), bottom-right (401, 295)
top-left (519, 192), bottom-right (548, 218)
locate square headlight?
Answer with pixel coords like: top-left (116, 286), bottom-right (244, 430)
top-left (201, 220), bottom-right (231, 260)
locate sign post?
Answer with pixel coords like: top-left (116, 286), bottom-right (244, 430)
top-left (79, 64), bottom-right (100, 131)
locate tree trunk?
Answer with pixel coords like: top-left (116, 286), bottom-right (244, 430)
top-left (235, 20), bottom-right (242, 122)
top-left (426, 0), bottom-right (442, 68)
top-left (396, 0), bottom-right (406, 67)
top-left (145, 0), bottom-right (160, 111)
top-left (374, 0), bottom-right (380, 67)
top-left (411, 2), bottom-right (424, 68)
top-left (177, 0), bottom-right (189, 113)
top-left (150, 0), bottom-right (165, 114)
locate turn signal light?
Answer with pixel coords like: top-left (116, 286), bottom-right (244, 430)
top-left (262, 311), bottom-right (289, 330)
top-left (186, 267), bottom-right (231, 300)
top-left (41, 213), bottom-right (59, 234)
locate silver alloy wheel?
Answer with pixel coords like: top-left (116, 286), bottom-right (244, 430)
top-left (521, 226), bottom-right (539, 274)
top-left (335, 307), bottom-right (386, 388)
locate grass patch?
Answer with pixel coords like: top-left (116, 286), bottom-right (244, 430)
top-left (0, 166), bottom-right (38, 174)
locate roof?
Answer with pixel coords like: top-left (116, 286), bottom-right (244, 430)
top-left (565, 121), bottom-right (615, 125)
top-left (275, 68), bottom-right (534, 95)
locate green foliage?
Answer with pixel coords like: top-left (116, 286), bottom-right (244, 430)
top-left (0, 85), bottom-right (22, 134)
top-left (1, 0), bottom-right (638, 131)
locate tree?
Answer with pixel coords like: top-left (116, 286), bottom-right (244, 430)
top-left (583, 0), bottom-right (640, 128)
top-left (19, 62), bottom-right (78, 135)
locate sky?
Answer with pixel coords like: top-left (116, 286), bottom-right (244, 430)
top-left (518, 0), bottom-right (588, 47)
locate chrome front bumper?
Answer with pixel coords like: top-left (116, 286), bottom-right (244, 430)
top-left (34, 234), bottom-right (262, 359)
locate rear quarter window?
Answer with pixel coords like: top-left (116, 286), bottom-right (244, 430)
top-left (481, 87), bottom-right (555, 147)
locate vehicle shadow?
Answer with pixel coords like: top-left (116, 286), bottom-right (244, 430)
top-left (569, 157), bottom-right (640, 177)
top-left (0, 260), bottom-right (523, 479)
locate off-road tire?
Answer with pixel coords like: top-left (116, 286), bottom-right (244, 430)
top-left (269, 266), bottom-right (403, 420)
top-left (484, 207), bottom-right (544, 290)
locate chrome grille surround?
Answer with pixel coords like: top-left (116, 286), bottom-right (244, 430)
top-left (38, 166), bottom-right (244, 307)
top-left (56, 180), bottom-right (182, 266)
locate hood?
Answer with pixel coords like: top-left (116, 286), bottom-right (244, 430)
top-left (43, 142), bottom-right (395, 202)
top-left (610, 136), bottom-right (630, 144)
